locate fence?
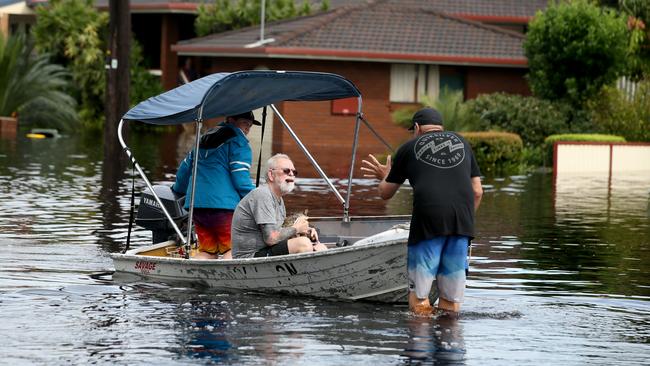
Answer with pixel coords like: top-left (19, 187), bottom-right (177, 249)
top-left (553, 141), bottom-right (650, 181)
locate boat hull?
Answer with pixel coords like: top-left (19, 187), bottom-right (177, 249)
top-left (112, 239), bottom-right (408, 303)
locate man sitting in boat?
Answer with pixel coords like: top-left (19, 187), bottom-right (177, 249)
top-left (172, 111), bottom-right (261, 260)
top-left (231, 153), bottom-right (328, 258)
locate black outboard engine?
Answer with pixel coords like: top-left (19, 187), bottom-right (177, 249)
top-left (135, 184), bottom-right (188, 243)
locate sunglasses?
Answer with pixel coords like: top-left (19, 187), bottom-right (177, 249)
top-left (272, 168), bottom-right (298, 176)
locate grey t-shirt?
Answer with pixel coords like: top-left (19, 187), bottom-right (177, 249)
top-left (231, 185), bottom-right (286, 258)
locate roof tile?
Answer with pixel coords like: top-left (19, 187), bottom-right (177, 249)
top-left (176, 0), bottom-right (543, 66)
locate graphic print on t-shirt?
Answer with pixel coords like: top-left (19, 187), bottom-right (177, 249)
top-left (414, 132), bottom-right (465, 168)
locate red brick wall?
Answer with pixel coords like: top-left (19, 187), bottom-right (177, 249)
top-left (203, 58), bottom-right (530, 177)
top-left (465, 67), bottom-right (531, 99)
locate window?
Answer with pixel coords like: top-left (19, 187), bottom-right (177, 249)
top-left (389, 64), bottom-right (440, 103)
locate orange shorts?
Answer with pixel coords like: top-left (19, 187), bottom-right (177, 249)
top-left (193, 209), bottom-right (233, 255)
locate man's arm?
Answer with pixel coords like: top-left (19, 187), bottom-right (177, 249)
top-left (471, 176), bottom-right (483, 211)
top-left (172, 152), bottom-right (192, 194)
top-left (378, 180), bottom-right (400, 200)
top-left (361, 154), bottom-right (401, 200)
top-left (229, 143), bottom-right (255, 197)
top-left (260, 216), bottom-right (309, 246)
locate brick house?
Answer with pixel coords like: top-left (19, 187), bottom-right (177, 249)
top-left (0, 0), bottom-right (36, 36)
top-left (169, 0), bottom-right (547, 177)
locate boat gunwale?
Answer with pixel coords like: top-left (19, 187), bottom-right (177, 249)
top-left (110, 235), bottom-right (407, 266)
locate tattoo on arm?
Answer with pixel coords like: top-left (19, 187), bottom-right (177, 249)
top-left (261, 224), bottom-right (297, 245)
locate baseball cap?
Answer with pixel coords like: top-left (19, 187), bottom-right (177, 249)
top-left (229, 111), bottom-right (262, 126)
top-left (408, 108), bottom-right (443, 130)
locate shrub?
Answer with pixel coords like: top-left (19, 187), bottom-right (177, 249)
top-left (465, 93), bottom-right (569, 147)
top-left (543, 133), bottom-right (627, 166)
top-left (586, 80), bottom-right (650, 142)
top-left (460, 131), bottom-right (523, 174)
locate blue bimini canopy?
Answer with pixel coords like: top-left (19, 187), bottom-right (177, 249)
top-left (122, 70), bottom-right (362, 125)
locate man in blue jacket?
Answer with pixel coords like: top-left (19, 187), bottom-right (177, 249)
top-left (173, 111), bottom-right (261, 259)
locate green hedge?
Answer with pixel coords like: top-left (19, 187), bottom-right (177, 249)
top-left (543, 133), bottom-right (626, 165)
top-left (461, 131), bottom-right (523, 173)
top-left (465, 93), bottom-right (569, 147)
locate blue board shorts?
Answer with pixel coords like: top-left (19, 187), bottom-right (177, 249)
top-left (407, 235), bottom-right (469, 303)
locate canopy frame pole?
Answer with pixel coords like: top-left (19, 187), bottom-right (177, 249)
top-left (270, 104), bottom-right (345, 206)
top-left (118, 119), bottom-right (186, 245)
top-left (343, 96), bottom-right (363, 222)
top-left (184, 116), bottom-right (203, 259)
top-left (359, 114), bottom-right (394, 153)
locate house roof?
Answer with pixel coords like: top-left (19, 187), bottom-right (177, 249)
top-left (174, 0), bottom-right (528, 67)
top-left (399, 0), bottom-right (548, 23)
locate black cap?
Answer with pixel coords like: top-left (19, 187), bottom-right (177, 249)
top-left (228, 111), bottom-right (262, 126)
top-left (408, 108), bottom-right (443, 130)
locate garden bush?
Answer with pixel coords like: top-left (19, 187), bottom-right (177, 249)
top-left (465, 93), bottom-right (569, 147)
top-left (460, 131), bottom-right (523, 174)
top-left (586, 81), bottom-right (650, 142)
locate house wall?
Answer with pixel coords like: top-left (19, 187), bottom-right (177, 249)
top-left (203, 57), bottom-right (530, 178)
top-left (465, 67), bottom-right (530, 99)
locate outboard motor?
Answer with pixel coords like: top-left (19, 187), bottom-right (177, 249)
top-left (135, 184), bottom-right (188, 243)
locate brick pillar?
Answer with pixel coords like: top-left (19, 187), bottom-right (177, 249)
top-left (160, 14), bottom-right (179, 90)
top-left (0, 14), bottom-right (9, 37)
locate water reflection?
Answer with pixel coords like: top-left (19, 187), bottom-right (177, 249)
top-left (554, 173), bottom-right (650, 223)
top-left (402, 315), bottom-right (465, 365)
top-left (97, 143), bottom-right (126, 254)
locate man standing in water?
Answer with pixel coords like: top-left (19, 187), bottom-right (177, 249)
top-left (361, 108), bottom-right (482, 315)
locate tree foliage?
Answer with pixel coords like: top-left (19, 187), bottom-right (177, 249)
top-left (195, 0), bottom-right (321, 37)
top-left (32, 0), bottom-right (107, 129)
top-left (0, 32), bottom-right (77, 130)
top-left (32, 0), bottom-right (162, 130)
top-left (524, 0), bottom-right (629, 104)
top-left (618, 0), bottom-right (650, 78)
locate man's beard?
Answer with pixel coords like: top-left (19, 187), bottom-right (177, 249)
top-left (279, 180), bottom-right (295, 194)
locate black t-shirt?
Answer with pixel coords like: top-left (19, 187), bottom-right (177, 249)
top-left (386, 131), bottom-right (481, 244)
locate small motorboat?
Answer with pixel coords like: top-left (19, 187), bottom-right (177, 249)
top-left (110, 70), bottom-right (435, 303)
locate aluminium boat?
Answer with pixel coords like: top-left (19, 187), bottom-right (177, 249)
top-left (110, 70), bottom-right (435, 303)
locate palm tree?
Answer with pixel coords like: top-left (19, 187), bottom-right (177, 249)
top-left (391, 88), bottom-right (478, 132)
top-left (0, 32), bottom-right (77, 131)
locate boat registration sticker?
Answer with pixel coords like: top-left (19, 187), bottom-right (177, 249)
top-left (135, 261), bottom-right (156, 274)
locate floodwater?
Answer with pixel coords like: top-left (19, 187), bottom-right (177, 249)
top-left (0, 131), bottom-right (648, 365)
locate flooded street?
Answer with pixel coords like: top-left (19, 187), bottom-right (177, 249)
top-left (0, 131), bottom-right (648, 365)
